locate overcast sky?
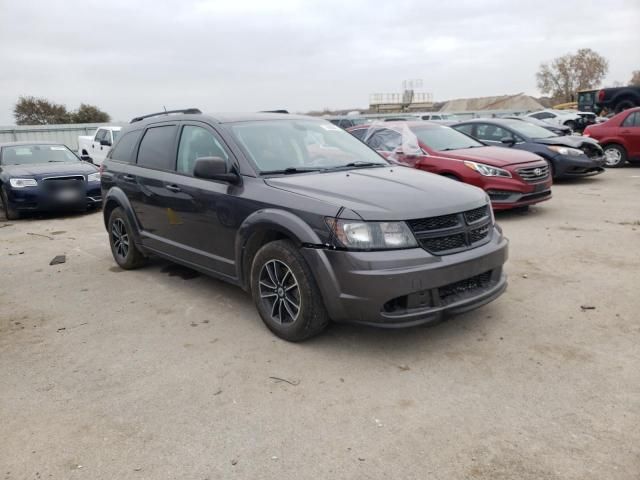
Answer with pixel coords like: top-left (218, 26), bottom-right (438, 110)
top-left (1, 0), bottom-right (638, 124)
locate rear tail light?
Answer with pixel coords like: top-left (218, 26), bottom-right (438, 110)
top-left (597, 90), bottom-right (605, 102)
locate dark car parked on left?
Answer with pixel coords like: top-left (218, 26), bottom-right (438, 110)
top-left (0, 142), bottom-right (101, 219)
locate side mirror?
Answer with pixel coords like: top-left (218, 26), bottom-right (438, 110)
top-left (193, 156), bottom-right (240, 184)
top-left (80, 155), bottom-right (93, 163)
top-left (100, 139), bottom-right (111, 146)
top-left (500, 137), bottom-right (516, 146)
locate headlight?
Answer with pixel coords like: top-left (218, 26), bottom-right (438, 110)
top-left (548, 146), bottom-right (583, 156)
top-left (87, 172), bottom-right (101, 182)
top-left (326, 218), bottom-right (418, 250)
top-left (9, 178), bottom-right (38, 188)
top-left (463, 161), bottom-right (511, 178)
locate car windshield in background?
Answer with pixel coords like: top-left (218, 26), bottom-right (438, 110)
top-left (230, 120), bottom-right (388, 173)
top-left (501, 119), bottom-right (557, 139)
top-left (112, 130), bottom-right (121, 141)
top-left (1, 145), bottom-right (79, 165)
top-left (412, 125), bottom-right (484, 151)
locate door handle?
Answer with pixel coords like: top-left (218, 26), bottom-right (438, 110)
top-left (122, 174), bottom-right (136, 182)
top-left (621, 130), bottom-right (631, 134)
top-left (92, 145), bottom-right (95, 149)
top-left (165, 184), bottom-right (181, 193)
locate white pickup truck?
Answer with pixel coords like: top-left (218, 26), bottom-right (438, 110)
top-left (78, 126), bottom-right (122, 165)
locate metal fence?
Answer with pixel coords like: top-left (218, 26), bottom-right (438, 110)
top-left (0, 123), bottom-right (124, 151)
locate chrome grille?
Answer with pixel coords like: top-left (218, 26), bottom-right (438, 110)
top-left (517, 165), bottom-right (550, 183)
top-left (407, 204), bottom-right (493, 255)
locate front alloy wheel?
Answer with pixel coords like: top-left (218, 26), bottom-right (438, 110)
top-left (259, 260), bottom-right (301, 325)
top-left (250, 240), bottom-right (329, 341)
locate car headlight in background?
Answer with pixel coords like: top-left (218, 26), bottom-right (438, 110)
top-left (463, 161), bottom-right (512, 178)
top-left (548, 146), bottom-right (583, 156)
top-left (326, 218), bottom-right (418, 250)
top-left (9, 178), bottom-right (38, 188)
top-left (87, 172), bottom-right (101, 182)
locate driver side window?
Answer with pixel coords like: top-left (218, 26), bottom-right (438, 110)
top-left (475, 124), bottom-right (512, 141)
top-left (95, 129), bottom-right (107, 142)
top-left (177, 125), bottom-right (230, 175)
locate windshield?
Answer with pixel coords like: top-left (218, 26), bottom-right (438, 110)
top-left (501, 119), bottom-right (556, 139)
top-left (229, 120), bottom-right (388, 173)
top-left (412, 125), bottom-right (484, 151)
top-left (112, 130), bottom-right (121, 141)
top-left (1, 144), bottom-right (79, 165)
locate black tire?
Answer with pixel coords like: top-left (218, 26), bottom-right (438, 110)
top-left (603, 144), bottom-right (627, 168)
top-left (250, 240), bottom-right (329, 341)
top-left (614, 100), bottom-right (635, 114)
top-left (108, 207), bottom-right (146, 269)
top-left (0, 186), bottom-right (19, 220)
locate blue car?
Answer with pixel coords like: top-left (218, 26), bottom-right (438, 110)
top-left (0, 142), bottom-right (102, 220)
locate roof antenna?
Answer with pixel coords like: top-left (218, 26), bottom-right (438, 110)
top-left (163, 105), bottom-right (167, 114)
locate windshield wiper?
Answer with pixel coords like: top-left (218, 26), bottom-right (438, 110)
top-left (261, 167), bottom-right (324, 175)
top-left (333, 161), bottom-right (387, 169)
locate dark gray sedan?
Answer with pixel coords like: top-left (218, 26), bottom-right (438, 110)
top-left (453, 119), bottom-right (605, 179)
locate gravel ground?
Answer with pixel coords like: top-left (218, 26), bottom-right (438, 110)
top-left (1, 169), bottom-right (639, 479)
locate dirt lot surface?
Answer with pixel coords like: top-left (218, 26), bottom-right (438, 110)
top-left (1, 169), bottom-right (639, 479)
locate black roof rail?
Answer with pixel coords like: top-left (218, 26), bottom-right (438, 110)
top-left (130, 108), bottom-right (202, 124)
top-left (260, 109), bottom-right (289, 114)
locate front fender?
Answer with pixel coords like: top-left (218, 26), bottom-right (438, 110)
top-left (234, 208), bottom-right (326, 286)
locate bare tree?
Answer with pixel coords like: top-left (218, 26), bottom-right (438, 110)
top-left (13, 96), bottom-right (71, 125)
top-left (630, 70), bottom-right (640, 86)
top-left (536, 49), bottom-right (609, 103)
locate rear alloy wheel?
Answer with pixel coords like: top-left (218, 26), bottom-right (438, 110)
top-left (251, 240), bottom-right (329, 341)
top-left (603, 145), bottom-right (627, 168)
top-left (0, 186), bottom-right (19, 220)
top-left (108, 207), bottom-right (146, 269)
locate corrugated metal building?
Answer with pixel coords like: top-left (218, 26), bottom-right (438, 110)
top-left (0, 123), bottom-right (125, 151)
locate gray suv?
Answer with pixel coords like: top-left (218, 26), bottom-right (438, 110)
top-left (101, 109), bottom-right (508, 341)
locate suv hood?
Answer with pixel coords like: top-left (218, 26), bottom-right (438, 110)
top-left (0, 162), bottom-right (98, 179)
top-left (265, 166), bottom-right (487, 221)
top-left (534, 136), bottom-right (599, 148)
top-left (436, 146), bottom-right (542, 167)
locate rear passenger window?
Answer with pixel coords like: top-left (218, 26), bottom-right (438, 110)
top-left (109, 130), bottom-right (142, 163)
top-left (137, 125), bottom-right (178, 170)
top-left (177, 125), bottom-right (229, 175)
top-left (622, 112), bottom-right (639, 127)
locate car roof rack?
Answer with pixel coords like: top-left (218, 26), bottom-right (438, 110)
top-left (260, 109), bottom-right (289, 114)
top-left (130, 108), bottom-right (202, 123)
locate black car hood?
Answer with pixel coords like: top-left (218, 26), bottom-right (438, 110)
top-left (265, 166), bottom-right (487, 221)
top-left (0, 161), bottom-right (98, 179)
top-left (534, 136), bottom-right (599, 148)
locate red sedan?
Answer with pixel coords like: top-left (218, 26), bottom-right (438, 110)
top-left (348, 122), bottom-right (552, 211)
top-left (583, 107), bottom-right (640, 167)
